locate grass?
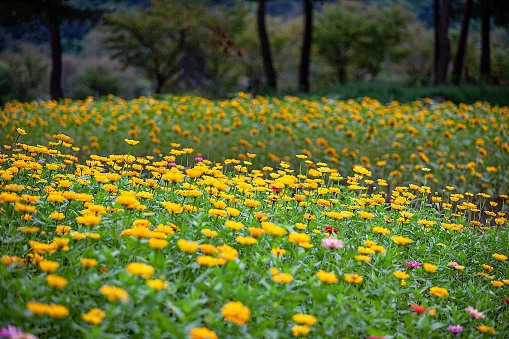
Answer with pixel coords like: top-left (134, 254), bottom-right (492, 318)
top-left (0, 93), bottom-right (508, 338)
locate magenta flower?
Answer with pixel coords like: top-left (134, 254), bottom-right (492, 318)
top-left (321, 238), bottom-right (344, 249)
top-left (404, 261), bottom-right (421, 268)
top-left (168, 162), bottom-right (177, 167)
top-left (194, 157), bottom-right (203, 162)
top-left (0, 326), bottom-right (23, 338)
top-left (447, 261), bottom-right (459, 267)
top-left (447, 325), bottom-right (463, 334)
top-left (367, 336), bottom-right (385, 339)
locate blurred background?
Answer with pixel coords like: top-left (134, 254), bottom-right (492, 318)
top-left (0, 0), bottom-right (508, 104)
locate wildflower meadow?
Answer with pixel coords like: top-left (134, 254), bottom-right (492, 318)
top-left (0, 93), bottom-right (508, 338)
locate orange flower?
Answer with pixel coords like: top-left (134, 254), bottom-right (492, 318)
top-left (411, 304), bottom-right (427, 314)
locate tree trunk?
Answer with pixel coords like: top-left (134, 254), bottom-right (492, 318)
top-left (298, 0), bottom-right (312, 93)
top-left (434, 0), bottom-right (452, 85)
top-left (48, 17), bottom-right (64, 100)
top-left (452, 0), bottom-right (472, 85)
top-left (155, 74), bottom-right (165, 94)
top-left (257, 0), bottom-right (277, 91)
top-left (480, 0), bottom-right (491, 82)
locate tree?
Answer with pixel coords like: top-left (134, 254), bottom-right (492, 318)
top-left (104, 1), bottom-right (205, 94)
top-left (452, 0), bottom-right (473, 84)
top-left (434, 0), bottom-right (453, 85)
top-left (0, 1), bottom-right (101, 100)
top-left (314, 2), bottom-right (411, 83)
top-left (257, 0), bottom-right (277, 92)
top-left (298, 0), bottom-right (313, 93)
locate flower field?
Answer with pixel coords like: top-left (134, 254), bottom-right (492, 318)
top-left (0, 94), bottom-right (508, 338)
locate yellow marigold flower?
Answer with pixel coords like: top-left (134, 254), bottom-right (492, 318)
top-left (80, 258), bottom-right (98, 267)
top-left (248, 227), bottom-right (264, 238)
top-left (146, 279), bottom-right (169, 290)
top-left (477, 325), bottom-right (495, 335)
top-left (125, 139), bottom-right (139, 146)
top-left (272, 273), bottom-right (294, 284)
top-left (295, 222), bottom-right (307, 230)
top-left (423, 263), bottom-right (438, 273)
top-left (429, 287), bottom-right (449, 297)
top-left (76, 214), bottom-right (102, 226)
top-left (292, 314), bottom-right (317, 325)
top-left (19, 226), bottom-right (40, 233)
top-left (201, 229), bottom-right (218, 238)
top-left (271, 247), bottom-right (286, 257)
top-left (292, 325), bottom-right (310, 337)
top-left (482, 264), bottom-right (494, 270)
top-left (39, 259), bottom-right (59, 273)
top-left (288, 232), bottom-right (311, 244)
top-left (49, 212), bottom-right (65, 221)
top-left (221, 301), bottom-right (250, 325)
top-left (126, 262), bottom-right (154, 278)
top-left (373, 226), bottom-right (390, 235)
top-left (225, 220), bottom-right (244, 230)
top-left (26, 302), bottom-right (50, 316)
top-left (358, 246), bottom-right (375, 255)
top-left (316, 270), bottom-right (338, 284)
top-left (262, 222), bottom-right (286, 236)
top-left (199, 244), bottom-right (218, 254)
top-left (236, 236), bottom-right (258, 245)
top-left (253, 211), bottom-right (267, 222)
top-left (355, 255), bottom-right (372, 262)
top-left (493, 253), bottom-right (508, 261)
top-left (218, 244), bottom-right (238, 261)
top-left (81, 308), bottom-right (106, 325)
top-left (344, 273), bottom-right (363, 284)
top-left (100, 285), bottom-right (129, 303)
top-left (244, 199), bottom-right (261, 208)
top-left (304, 213), bottom-right (316, 221)
top-left (46, 274), bottom-right (68, 288)
top-left (177, 239), bottom-right (198, 253)
top-left (491, 281), bottom-right (504, 287)
top-left (393, 271), bottom-right (409, 280)
top-left (147, 238), bottom-right (168, 249)
top-left (47, 304), bottom-right (69, 319)
top-left (196, 256), bottom-right (223, 267)
top-left (358, 211), bottom-right (375, 219)
top-left (17, 128), bottom-right (27, 135)
top-left (208, 208), bottom-right (227, 218)
top-left (392, 236), bottom-right (412, 245)
top-left (189, 327), bottom-right (218, 339)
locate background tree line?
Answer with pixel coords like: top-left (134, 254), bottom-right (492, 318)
top-left (0, 0), bottom-right (508, 103)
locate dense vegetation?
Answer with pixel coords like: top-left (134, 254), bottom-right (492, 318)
top-left (0, 93), bottom-right (508, 338)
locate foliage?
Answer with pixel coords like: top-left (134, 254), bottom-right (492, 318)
top-left (314, 1), bottom-right (413, 83)
top-left (0, 44), bottom-right (49, 103)
top-left (0, 112), bottom-right (508, 337)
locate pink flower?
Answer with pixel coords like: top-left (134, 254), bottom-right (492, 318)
top-left (194, 157), bottom-right (203, 162)
top-left (447, 325), bottom-right (463, 334)
top-left (404, 261), bottom-right (421, 268)
top-left (168, 162), bottom-right (177, 167)
top-left (367, 336), bottom-right (385, 339)
top-left (321, 238), bottom-right (344, 249)
top-left (325, 226), bottom-right (339, 234)
top-left (447, 261), bottom-right (459, 267)
top-left (465, 306), bottom-right (486, 319)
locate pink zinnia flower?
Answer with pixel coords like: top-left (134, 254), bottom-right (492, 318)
top-left (168, 162), bottom-right (177, 167)
top-left (321, 238), bottom-right (344, 249)
top-left (465, 306), bottom-right (486, 319)
top-left (0, 325), bottom-right (23, 338)
top-left (447, 261), bottom-right (459, 267)
top-left (194, 157), bottom-right (203, 162)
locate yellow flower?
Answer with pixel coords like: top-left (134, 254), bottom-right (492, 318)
top-left (202, 229), bottom-right (218, 238)
top-left (221, 301), bottom-right (250, 325)
top-left (272, 273), bottom-right (294, 284)
top-left (148, 238), bottom-right (168, 249)
top-left (288, 232), bottom-right (311, 244)
top-left (81, 308), bottom-right (106, 325)
top-left (39, 260), bottom-right (59, 273)
top-left (236, 236), bottom-right (258, 245)
top-left (189, 327), bottom-right (218, 339)
top-left (316, 270), bottom-right (338, 284)
top-left (177, 239), bottom-right (199, 253)
top-left (125, 139), bottom-right (139, 146)
top-left (292, 324), bottom-right (310, 337)
top-left (225, 220), bottom-right (244, 230)
top-left (100, 285), bottom-right (129, 303)
top-left (262, 222), bottom-right (286, 236)
top-left (493, 253), bottom-right (508, 261)
top-left (46, 274), bottom-right (68, 288)
top-left (218, 244), bottom-right (238, 261)
top-left (80, 258), bottom-right (98, 267)
top-left (271, 247), bottom-right (286, 257)
top-left (292, 314), bottom-right (317, 325)
top-left (196, 256), bottom-right (225, 267)
top-left (49, 212), bottom-right (65, 221)
top-left (17, 128), bottom-right (27, 135)
top-left (477, 325), bottom-right (495, 335)
top-left (372, 226), bottom-right (390, 235)
top-left (429, 287), bottom-right (449, 297)
top-left (26, 302), bottom-right (50, 316)
top-left (248, 227), bottom-right (264, 238)
top-left (391, 236), bottom-right (412, 245)
top-left (423, 263), bottom-right (438, 273)
top-left (393, 271), bottom-right (409, 280)
top-left (355, 255), bottom-right (372, 262)
top-left (344, 273), bottom-right (363, 284)
top-left (491, 281), bottom-right (504, 287)
top-left (126, 262), bottom-right (154, 278)
top-left (358, 211), bottom-right (375, 219)
top-left (146, 279), bottom-right (169, 290)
